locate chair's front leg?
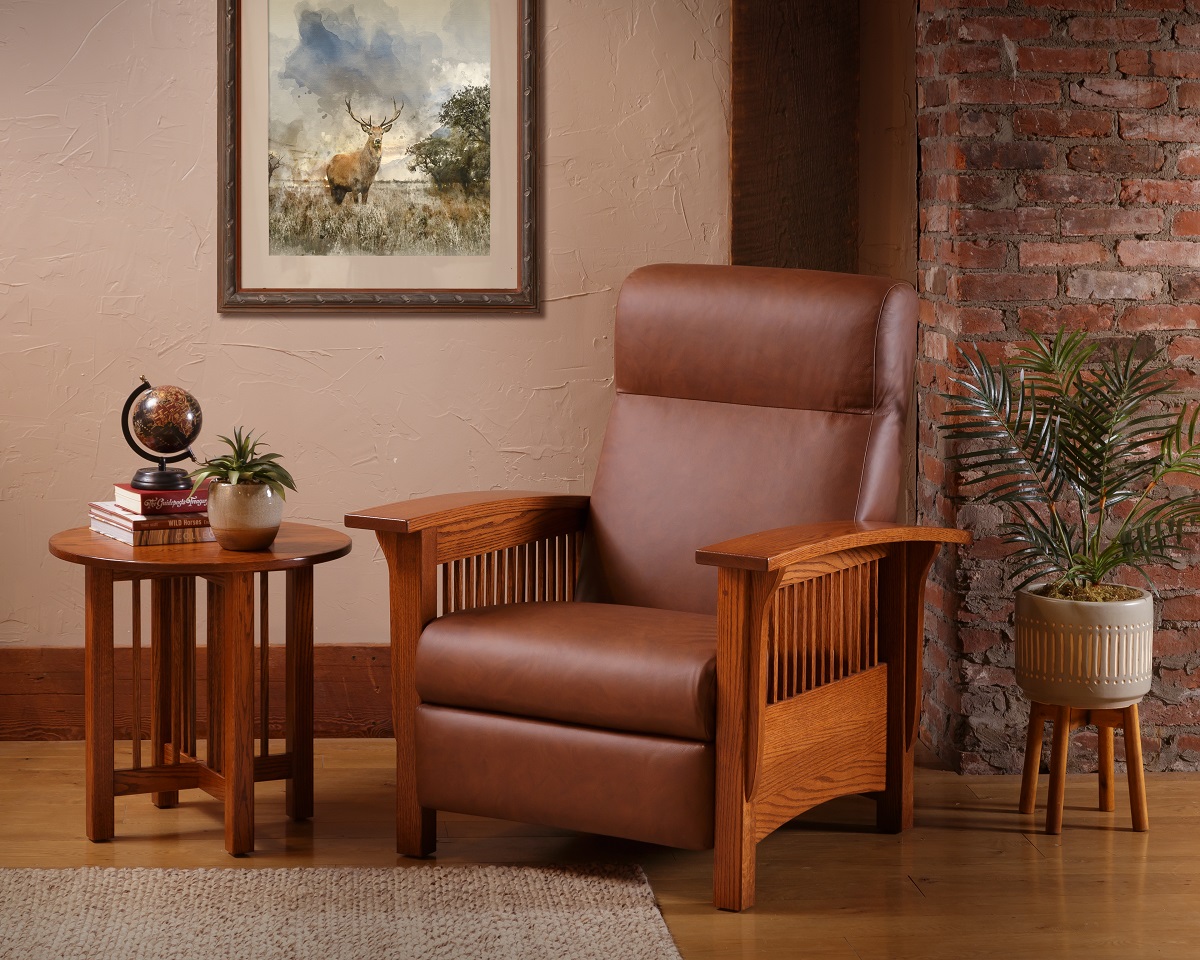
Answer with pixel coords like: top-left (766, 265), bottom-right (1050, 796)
top-left (378, 529), bottom-right (438, 857)
top-left (714, 567), bottom-right (755, 911)
top-left (713, 566), bottom-right (781, 911)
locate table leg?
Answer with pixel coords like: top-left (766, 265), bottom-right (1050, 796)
top-left (221, 572), bottom-right (256, 855)
top-left (286, 567), bottom-right (315, 821)
top-left (150, 577), bottom-right (194, 807)
top-left (84, 567), bottom-right (115, 842)
top-left (150, 579), bottom-right (175, 808)
top-left (206, 581), bottom-right (225, 773)
top-left (179, 578), bottom-right (197, 758)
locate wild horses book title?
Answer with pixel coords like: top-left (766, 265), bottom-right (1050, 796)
top-left (267, 0), bottom-right (491, 258)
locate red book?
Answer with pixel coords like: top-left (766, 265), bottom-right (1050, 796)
top-left (113, 481), bottom-right (209, 515)
top-left (89, 502), bottom-right (210, 531)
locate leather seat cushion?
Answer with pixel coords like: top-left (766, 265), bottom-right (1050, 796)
top-left (415, 601), bottom-right (717, 742)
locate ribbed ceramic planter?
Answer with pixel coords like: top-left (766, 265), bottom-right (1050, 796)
top-left (1014, 587), bottom-right (1154, 710)
top-left (207, 482), bottom-right (283, 551)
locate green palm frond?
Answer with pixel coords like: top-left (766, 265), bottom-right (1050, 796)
top-left (1159, 406), bottom-right (1200, 479)
top-left (1066, 347), bottom-right (1174, 500)
top-left (940, 330), bottom-right (1200, 591)
top-left (1014, 330), bottom-right (1094, 401)
top-left (944, 354), bottom-right (1069, 505)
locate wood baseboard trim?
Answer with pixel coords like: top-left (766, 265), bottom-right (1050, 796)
top-left (0, 645), bottom-right (393, 740)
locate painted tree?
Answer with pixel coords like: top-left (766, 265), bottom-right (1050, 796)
top-left (408, 84), bottom-right (490, 194)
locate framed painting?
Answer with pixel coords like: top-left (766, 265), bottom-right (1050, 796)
top-left (218, 0), bottom-right (536, 311)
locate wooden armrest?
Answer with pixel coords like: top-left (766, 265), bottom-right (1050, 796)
top-left (696, 520), bottom-right (970, 572)
top-left (345, 491), bottom-right (590, 534)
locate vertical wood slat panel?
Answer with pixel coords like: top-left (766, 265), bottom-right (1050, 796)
top-left (184, 578), bottom-right (198, 758)
top-left (434, 532), bottom-right (584, 615)
top-left (854, 567), bottom-right (862, 675)
top-left (566, 532), bottom-right (578, 601)
top-left (765, 559), bottom-right (882, 705)
top-left (778, 589), bottom-right (788, 702)
top-left (767, 597), bottom-right (778, 704)
top-left (860, 563), bottom-right (868, 672)
top-left (259, 571), bottom-right (269, 759)
top-left (874, 557), bottom-right (881, 668)
top-left (131, 580), bottom-right (142, 769)
top-left (516, 544), bottom-right (527, 603)
top-left (556, 535), bottom-right (566, 601)
top-left (836, 571), bottom-right (844, 683)
top-left (171, 581), bottom-right (182, 763)
top-left (819, 575), bottom-right (828, 689)
top-left (799, 580), bottom-right (808, 697)
top-left (534, 540), bottom-right (542, 600)
top-left (539, 539), bottom-right (549, 601)
top-left (782, 592), bottom-right (792, 696)
top-left (773, 594), bottom-right (782, 703)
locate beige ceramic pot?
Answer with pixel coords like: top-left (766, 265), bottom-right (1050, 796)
top-left (1014, 587), bottom-right (1154, 709)
top-left (207, 481), bottom-right (283, 551)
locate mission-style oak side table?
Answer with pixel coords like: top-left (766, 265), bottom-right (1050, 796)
top-left (49, 523), bottom-right (351, 855)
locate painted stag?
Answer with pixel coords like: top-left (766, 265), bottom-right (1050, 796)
top-left (326, 98), bottom-right (404, 205)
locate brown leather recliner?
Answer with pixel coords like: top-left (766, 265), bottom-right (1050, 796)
top-left (346, 264), bottom-right (967, 910)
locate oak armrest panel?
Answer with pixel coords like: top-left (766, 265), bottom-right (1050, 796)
top-left (696, 520), bottom-right (971, 572)
top-left (345, 491), bottom-right (590, 534)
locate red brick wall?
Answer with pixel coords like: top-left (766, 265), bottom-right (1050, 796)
top-left (917, 0), bottom-right (1200, 773)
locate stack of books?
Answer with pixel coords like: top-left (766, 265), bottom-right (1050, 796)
top-left (89, 482), bottom-right (213, 546)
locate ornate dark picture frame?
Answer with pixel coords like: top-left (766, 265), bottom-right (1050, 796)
top-left (218, 0), bottom-right (537, 312)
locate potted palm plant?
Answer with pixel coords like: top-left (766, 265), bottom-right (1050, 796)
top-left (190, 427), bottom-right (297, 551)
top-left (942, 331), bottom-right (1200, 709)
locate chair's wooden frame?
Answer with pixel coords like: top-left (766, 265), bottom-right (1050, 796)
top-left (346, 492), bottom-right (968, 911)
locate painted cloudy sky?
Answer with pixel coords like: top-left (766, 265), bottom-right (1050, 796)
top-left (268, 0), bottom-right (489, 181)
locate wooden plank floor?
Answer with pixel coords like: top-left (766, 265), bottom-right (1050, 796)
top-left (2, 739), bottom-right (1199, 959)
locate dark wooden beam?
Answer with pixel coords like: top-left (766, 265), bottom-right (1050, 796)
top-left (731, 2), bottom-right (860, 272)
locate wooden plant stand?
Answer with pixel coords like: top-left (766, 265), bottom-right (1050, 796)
top-left (1019, 700), bottom-right (1149, 836)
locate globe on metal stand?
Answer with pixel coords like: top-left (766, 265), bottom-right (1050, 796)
top-left (122, 376), bottom-right (204, 490)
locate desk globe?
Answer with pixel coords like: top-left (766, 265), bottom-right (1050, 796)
top-left (122, 377), bottom-right (203, 490)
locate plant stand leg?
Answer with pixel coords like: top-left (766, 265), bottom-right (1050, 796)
top-left (1123, 703), bottom-right (1149, 833)
top-left (1019, 701), bottom-right (1049, 815)
top-left (1046, 705), bottom-right (1071, 835)
top-left (1097, 718), bottom-right (1115, 813)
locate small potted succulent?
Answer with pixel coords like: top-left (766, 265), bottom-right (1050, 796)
top-left (190, 427), bottom-right (297, 551)
top-left (941, 331), bottom-right (1200, 709)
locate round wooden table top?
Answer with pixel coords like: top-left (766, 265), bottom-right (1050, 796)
top-left (49, 522), bottom-right (352, 575)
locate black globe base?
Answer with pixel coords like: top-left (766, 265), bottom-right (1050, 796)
top-left (130, 466), bottom-right (193, 491)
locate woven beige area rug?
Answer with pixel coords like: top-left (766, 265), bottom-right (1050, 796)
top-left (0, 864), bottom-right (682, 960)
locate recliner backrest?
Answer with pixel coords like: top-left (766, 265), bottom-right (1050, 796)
top-left (584, 263), bottom-right (918, 615)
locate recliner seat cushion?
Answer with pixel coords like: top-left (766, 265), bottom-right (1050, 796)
top-left (416, 601), bottom-right (717, 741)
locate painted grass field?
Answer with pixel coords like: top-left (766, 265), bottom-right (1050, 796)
top-left (268, 180), bottom-right (490, 257)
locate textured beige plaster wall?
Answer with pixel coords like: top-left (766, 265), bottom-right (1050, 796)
top-left (0, 0), bottom-right (730, 649)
